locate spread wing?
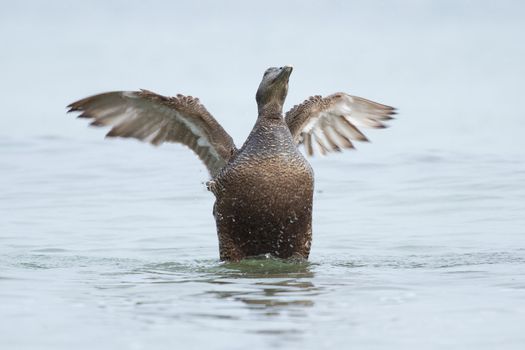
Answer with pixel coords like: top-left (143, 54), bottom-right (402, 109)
top-left (67, 90), bottom-right (237, 177)
top-left (285, 93), bottom-right (396, 156)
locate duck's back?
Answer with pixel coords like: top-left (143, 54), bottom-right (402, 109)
top-left (211, 117), bottom-right (314, 261)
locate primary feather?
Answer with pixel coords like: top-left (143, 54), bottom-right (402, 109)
top-left (285, 93), bottom-right (396, 156)
top-left (68, 90), bottom-right (236, 177)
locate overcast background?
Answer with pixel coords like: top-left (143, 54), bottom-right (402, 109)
top-left (1, 0), bottom-right (524, 157)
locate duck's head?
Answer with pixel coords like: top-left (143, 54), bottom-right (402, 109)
top-left (256, 65), bottom-right (293, 116)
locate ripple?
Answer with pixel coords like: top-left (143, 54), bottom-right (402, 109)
top-left (31, 248), bottom-right (69, 253)
top-left (332, 251), bottom-right (525, 270)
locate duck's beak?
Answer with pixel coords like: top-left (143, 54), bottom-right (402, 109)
top-left (282, 65), bottom-right (293, 76)
top-left (277, 65), bottom-right (293, 82)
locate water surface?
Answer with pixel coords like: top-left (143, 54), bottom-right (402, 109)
top-left (1, 137), bottom-right (524, 349)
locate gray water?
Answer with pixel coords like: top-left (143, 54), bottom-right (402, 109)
top-left (1, 1), bottom-right (525, 349)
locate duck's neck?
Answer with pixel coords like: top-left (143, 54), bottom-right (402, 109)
top-left (257, 103), bottom-right (283, 120)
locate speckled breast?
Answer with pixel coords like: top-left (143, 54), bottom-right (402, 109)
top-left (211, 119), bottom-right (314, 261)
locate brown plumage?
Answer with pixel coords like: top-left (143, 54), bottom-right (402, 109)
top-left (285, 93), bottom-right (396, 156)
top-left (67, 66), bottom-right (395, 261)
top-left (68, 90), bottom-right (236, 177)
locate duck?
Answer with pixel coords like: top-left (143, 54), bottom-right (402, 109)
top-left (68, 66), bottom-right (395, 261)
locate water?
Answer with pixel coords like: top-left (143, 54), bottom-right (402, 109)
top-left (1, 1), bottom-right (525, 349)
top-left (2, 138), bottom-right (524, 349)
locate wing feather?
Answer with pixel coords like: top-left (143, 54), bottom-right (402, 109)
top-left (68, 90), bottom-right (236, 177)
top-left (285, 93), bottom-right (395, 156)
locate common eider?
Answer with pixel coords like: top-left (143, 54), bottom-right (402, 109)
top-left (68, 66), bottom-right (395, 261)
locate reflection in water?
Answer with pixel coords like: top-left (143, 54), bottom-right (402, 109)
top-left (203, 257), bottom-right (320, 335)
top-left (136, 256), bottom-right (322, 335)
top-left (209, 257), bottom-right (318, 309)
